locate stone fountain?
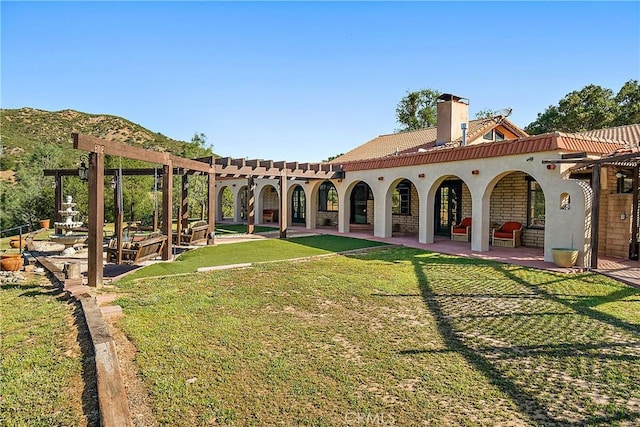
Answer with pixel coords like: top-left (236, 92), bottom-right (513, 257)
top-left (50, 195), bottom-right (88, 253)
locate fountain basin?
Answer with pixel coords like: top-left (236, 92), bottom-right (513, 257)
top-left (50, 234), bottom-right (88, 249)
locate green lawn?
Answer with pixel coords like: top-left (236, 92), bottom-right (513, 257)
top-left (0, 277), bottom-right (93, 426)
top-left (214, 224), bottom-right (277, 235)
top-left (113, 247), bottom-right (640, 426)
top-left (124, 235), bottom-right (388, 280)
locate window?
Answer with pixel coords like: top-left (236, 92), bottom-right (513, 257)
top-left (483, 129), bottom-right (505, 141)
top-left (527, 178), bottom-right (545, 227)
top-left (318, 182), bottom-right (338, 211)
top-left (392, 180), bottom-right (411, 215)
top-left (616, 170), bottom-right (634, 193)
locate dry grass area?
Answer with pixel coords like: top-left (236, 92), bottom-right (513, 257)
top-left (0, 274), bottom-right (98, 426)
top-left (110, 247), bottom-right (640, 426)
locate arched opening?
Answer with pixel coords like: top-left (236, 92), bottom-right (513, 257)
top-left (489, 171), bottom-right (544, 248)
top-left (220, 187), bottom-right (233, 220)
top-left (390, 179), bottom-right (419, 236)
top-left (238, 186), bottom-right (248, 221)
top-left (433, 177), bottom-right (470, 237)
top-left (259, 184), bottom-right (279, 223)
top-left (317, 180), bottom-right (338, 227)
top-left (350, 181), bottom-right (373, 228)
top-left (291, 185), bottom-right (306, 224)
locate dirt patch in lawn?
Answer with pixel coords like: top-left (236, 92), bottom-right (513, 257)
top-left (104, 315), bottom-right (157, 427)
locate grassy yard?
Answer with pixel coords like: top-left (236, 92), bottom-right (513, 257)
top-left (214, 224), bottom-right (277, 235)
top-left (113, 247), bottom-right (640, 426)
top-left (0, 276), bottom-right (96, 426)
top-left (124, 235), bottom-right (388, 280)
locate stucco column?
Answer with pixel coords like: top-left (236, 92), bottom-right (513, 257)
top-left (233, 185), bottom-right (243, 223)
top-left (418, 190), bottom-right (429, 244)
top-left (338, 184), bottom-right (350, 233)
top-left (305, 183), bottom-right (315, 230)
top-left (471, 191), bottom-right (490, 252)
top-left (373, 186), bottom-right (391, 238)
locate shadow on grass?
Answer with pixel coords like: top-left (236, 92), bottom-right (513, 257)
top-left (409, 256), bottom-right (554, 425)
top-left (359, 248), bottom-right (640, 425)
top-left (285, 235), bottom-right (388, 253)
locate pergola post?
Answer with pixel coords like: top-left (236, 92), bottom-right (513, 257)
top-left (54, 172), bottom-right (63, 234)
top-left (181, 170), bottom-right (189, 231)
top-left (114, 171), bottom-right (124, 265)
top-left (247, 176), bottom-right (255, 234)
top-left (631, 165), bottom-right (639, 260)
top-left (87, 150), bottom-right (105, 287)
top-left (590, 163), bottom-right (601, 269)
top-left (207, 171), bottom-right (215, 245)
top-left (162, 162), bottom-right (173, 260)
top-left (280, 172), bottom-right (288, 239)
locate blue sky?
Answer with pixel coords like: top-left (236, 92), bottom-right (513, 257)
top-left (2, 1), bottom-right (639, 163)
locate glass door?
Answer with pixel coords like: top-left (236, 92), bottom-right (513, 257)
top-left (292, 186), bottom-right (306, 224)
top-left (435, 180), bottom-right (462, 236)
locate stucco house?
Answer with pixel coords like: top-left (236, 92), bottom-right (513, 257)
top-left (215, 94), bottom-right (640, 268)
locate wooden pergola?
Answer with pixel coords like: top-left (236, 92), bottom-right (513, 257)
top-left (60, 133), bottom-right (340, 287)
top-left (544, 150), bottom-right (640, 269)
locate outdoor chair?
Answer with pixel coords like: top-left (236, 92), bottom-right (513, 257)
top-left (172, 220), bottom-right (209, 246)
top-left (451, 217), bottom-right (472, 242)
top-left (492, 221), bottom-right (522, 247)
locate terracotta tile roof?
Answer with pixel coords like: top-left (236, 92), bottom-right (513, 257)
top-left (332, 116), bottom-right (528, 163)
top-left (578, 123), bottom-right (640, 146)
top-left (338, 132), bottom-right (623, 172)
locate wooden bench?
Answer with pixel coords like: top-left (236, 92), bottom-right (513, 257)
top-left (173, 222), bottom-right (209, 246)
top-left (107, 234), bottom-right (167, 264)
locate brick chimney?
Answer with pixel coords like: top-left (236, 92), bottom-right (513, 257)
top-left (436, 94), bottom-right (469, 145)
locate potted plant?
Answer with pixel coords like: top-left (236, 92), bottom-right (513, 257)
top-left (551, 235), bottom-right (579, 268)
top-left (39, 219), bottom-right (50, 229)
top-left (1, 251), bottom-right (24, 271)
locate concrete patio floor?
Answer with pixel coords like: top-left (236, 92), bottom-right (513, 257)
top-left (285, 225), bottom-right (640, 288)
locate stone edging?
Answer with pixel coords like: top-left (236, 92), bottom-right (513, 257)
top-left (28, 247), bottom-right (133, 427)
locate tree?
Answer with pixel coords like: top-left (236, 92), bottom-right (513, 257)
top-left (525, 80), bottom-right (640, 134)
top-left (395, 88), bottom-right (441, 132)
top-left (615, 79), bottom-right (640, 126)
top-left (324, 153), bottom-right (344, 162)
top-left (475, 109), bottom-right (501, 119)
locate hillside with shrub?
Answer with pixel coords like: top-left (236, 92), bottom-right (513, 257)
top-left (0, 107), bottom-right (214, 234)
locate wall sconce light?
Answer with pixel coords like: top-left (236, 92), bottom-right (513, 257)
top-left (471, 170), bottom-right (480, 175)
top-left (526, 156), bottom-right (534, 162)
top-left (418, 173), bottom-right (425, 178)
top-left (621, 212), bottom-right (627, 220)
top-left (616, 172), bottom-right (625, 179)
top-left (546, 164), bottom-right (556, 170)
top-left (51, 179), bottom-right (57, 189)
top-left (378, 176), bottom-right (384, 180)
top-left (78, 154), bottom-right (90, 182)
top-left (110, 176), bottom-right (117, 190)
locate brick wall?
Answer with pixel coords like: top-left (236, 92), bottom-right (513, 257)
top-left (261, 187), bottom-right (279, 210)
top-left (605, 193), bottom-right (632, 258)
top-left (490, 172), bottom-right (543, 248)
top-left (317, 211), bottom-right (338, 226)
top-left (392, 184), bottom-right (419, 233)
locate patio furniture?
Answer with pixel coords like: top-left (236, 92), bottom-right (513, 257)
top-left (451, 217), bottom-right (472, 242)
top-left (107, 232), bottom-right (167, 264)
top-left (263, 209), bottom-right (279, 223)
top-left (492, 221), bottom-right (522, 247)
top-left (173, 221), bottom-right (209, 246)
